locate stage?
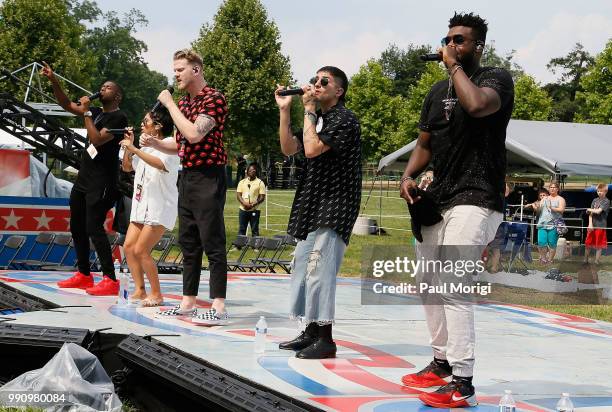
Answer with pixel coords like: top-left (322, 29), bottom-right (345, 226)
top-left (1, 269), bottom-right (611, 411)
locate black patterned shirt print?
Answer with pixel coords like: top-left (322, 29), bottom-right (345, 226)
top-left (288, 103), bottom-right (362, 245)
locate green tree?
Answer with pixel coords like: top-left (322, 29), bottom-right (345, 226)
top-left (0, 0), bottom-right (96, 95)
top-left (346, 60), bottom-right (410, 161)
top-left (402, 62), bottom-right (447, 140)
top-left (378, 43), bottom-right (432, 97)
top-left (512, 75), bottom-right (552, 121)
top-left (83, 10), bottom-right (168, 124)
top-left (575, 39), bottom-right (612, 124)
top-left (544, 43), bottom-right (595, 121)
top-left (192, 0), bottom-right (292, 158)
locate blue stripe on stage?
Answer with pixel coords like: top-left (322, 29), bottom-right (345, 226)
top-left (258, 357), bottom-right (342, 396)
top-left (526, 396), bottom-right (612, 409)
top-left (511, 318), bottom-right (610, 340)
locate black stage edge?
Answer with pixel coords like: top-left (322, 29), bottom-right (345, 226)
top-left (116, 334), bottom-right (323, 412)
top-left (0, 281), bottom-right (60, 312)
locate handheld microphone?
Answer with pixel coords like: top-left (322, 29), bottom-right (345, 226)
top-left (151, 85), bottom-right (175, 112)
top-left (105, 128), bottom-right (130, 135)
top-left (75, 91), bottom-right (101, 106)
top-left (277, 88), bottom-right (304, 96)
top-left (420, 53), bottom-right (442, 62)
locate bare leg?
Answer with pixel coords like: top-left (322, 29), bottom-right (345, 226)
top-left (124, 223), bottom-right (147, 300)
top-left (133, 224), bottom-right (166, 304)
top-left (595, 249), bottom-right (603, 264)
top-left (584, 247), bottom-right (591, 263)
top-left (212, 297), bottom-right (226, 313)
top-left (490, 248), bottom-right (501, 272)
top-left (548, 246), bottom-right (556, 263)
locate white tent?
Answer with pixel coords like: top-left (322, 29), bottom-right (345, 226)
top-left (377, 119), bottom-right (612, 176)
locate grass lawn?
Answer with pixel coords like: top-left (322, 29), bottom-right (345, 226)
top-left (161, 188), bottom-right (611, 322)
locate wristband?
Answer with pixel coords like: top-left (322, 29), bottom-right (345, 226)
top-left (449, 64), bottom-right (463, 77)
top-left (400, 176), bottom-right (415, 184)
top-left (304, 110), bottom-right (317, 123)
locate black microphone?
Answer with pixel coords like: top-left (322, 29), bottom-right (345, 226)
top-left (420, 53), bottom-right (442, 62)
top-left (151, 86), bottom-right (175, 112)
top-left (277, 88), bottom-right (304, 96)
top-left (75, 91), bottom-right (101, 106)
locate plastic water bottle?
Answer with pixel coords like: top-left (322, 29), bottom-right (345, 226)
top-left (499, 390), bottom-right (516, 412)
top-left (115, 260), bottom-right (128, 305)
top-left (254, 316), bottom-right (267, 354)
top-left (556, 393), bottom-right (574, 412)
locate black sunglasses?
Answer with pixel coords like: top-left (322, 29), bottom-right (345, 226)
top-left (309, 76), bottom-right (329, 86)
top-left (441, 34), bottom-right (475, 46)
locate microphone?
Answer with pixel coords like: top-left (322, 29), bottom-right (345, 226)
top-left (420, 53), bottom-right (442, 62)
top-left (105, 128), bottom-right (130, 135)
top-left (277, 88), bottom-right (304, 96)
top-left (151, 86), bottom-right (175, 112)
top-left (75, 91), bottom-right (101, 106)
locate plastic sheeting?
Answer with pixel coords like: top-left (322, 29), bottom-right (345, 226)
top-left (0, 343), bottom-right (122, 412)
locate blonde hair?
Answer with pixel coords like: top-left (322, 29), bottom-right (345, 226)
top-left (173, 49), bottom-right (203, 70)
top-left (596, 183), bottom-right (608, 191)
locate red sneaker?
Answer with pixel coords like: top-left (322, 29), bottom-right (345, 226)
top-left (57, 272), bottom-right (94, 289)
top-left (401, 361), bottom-right (452, 388)
top-left (86, 276), bottom-right (119, 296)
top-left (418, 380), bottom-right (477, 408)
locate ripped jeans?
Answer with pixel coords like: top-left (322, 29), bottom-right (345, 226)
top-left (289, 227), bottom-right (347, 325)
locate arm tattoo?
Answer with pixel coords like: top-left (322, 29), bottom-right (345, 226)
top-left (194, 114), bottom-right (217, 138)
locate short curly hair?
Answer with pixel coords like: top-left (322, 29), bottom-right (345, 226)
top-left (449, 12), bottom-right (488, 42)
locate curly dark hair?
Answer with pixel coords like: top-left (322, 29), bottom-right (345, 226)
top-left (448, 12), bottom-right (488, 42)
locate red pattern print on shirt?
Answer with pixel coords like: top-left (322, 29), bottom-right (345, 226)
top-left (175, 86), bottom-right (228, 169)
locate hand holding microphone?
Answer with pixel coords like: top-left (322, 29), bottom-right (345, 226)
top-left (154, 85), bottom-right (175, 111)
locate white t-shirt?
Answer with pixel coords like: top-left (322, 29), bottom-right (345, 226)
top-left (129, 138), bottom-right (179, 230)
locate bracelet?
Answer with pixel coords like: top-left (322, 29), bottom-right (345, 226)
top-left (400, 176), bottom-right (415, 184)
top-left (449, 64), bottom-right (463, 77)
top-left (304, 110), bottom-right (317, 123)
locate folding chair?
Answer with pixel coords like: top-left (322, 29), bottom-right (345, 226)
top-left (251, 237), bottom-right (284, 273)
top-left (226, 235), bottom-right (250, 271)
top-left (271, 234), bottom-right (297, 273)
top-left (37, 235), bottom-right (76, 271)
top-left (11, 232), bottom-right (55, 269)
top-left (0, 235), bottom-right (27, 269)
top-left (228, 236), bottom-right (263, 271)
top-left (233, 237), bottom-right (268, 272)
top-left (157, 238), bottom-right (183, 274)
top-left (501, 221), bottom-right (532, 274)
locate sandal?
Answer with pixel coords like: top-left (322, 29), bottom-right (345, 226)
top-left (141, 297), bottom-right (164, 307)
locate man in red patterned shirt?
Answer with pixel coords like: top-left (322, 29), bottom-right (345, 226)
top-left (143, 49), bottom-right (230, 325)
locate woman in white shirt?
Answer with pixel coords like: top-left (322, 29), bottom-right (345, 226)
top-left (120, 108), bottom-right (179, 306)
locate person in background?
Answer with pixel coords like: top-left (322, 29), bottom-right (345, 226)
top-left (236, 163), bottom-right (266, 237)
top-left (120, 108), bottom-right (179, 307)
top-left (534, 182), bottom-right (565, 264)
top-left (488, 182), bottom-right (512, 272)
top-left (585, 183), bottom-right (609, 265)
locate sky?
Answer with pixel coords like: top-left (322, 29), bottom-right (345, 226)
top-left (9, 0), bottom-right (612, 85)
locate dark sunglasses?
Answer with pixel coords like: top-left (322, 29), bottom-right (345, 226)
top-left (309, 76), bottom-right (330, 86)
top-left (441, 34), bottom-right (473, 46)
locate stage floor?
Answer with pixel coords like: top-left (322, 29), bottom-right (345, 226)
top-left (1, 269), bottom-right (612, 412)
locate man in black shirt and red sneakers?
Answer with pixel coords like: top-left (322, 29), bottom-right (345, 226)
top-left (275, 67), bottom-right (361, 359)
top-left (399, 13), bottom-right (514, 408)
top-left (41, 63), bottom-right (128, 296)
top-left (146, 49), bottom-right (229, 326)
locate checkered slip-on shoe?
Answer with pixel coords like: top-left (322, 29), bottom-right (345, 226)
top-left (191, 308), bottom-right (229, 326)
top-left (155, 305), bottom-right (197, 318)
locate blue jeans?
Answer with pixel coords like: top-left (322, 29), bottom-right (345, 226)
top-left (289, 228), bottom-right (346, 325)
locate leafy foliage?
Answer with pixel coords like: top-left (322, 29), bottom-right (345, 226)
top-left (378, 44), bottom-right (432, 97)
top-left (575, 39), bottom-right (612, 124)
top-left (512, 75), bottom-right (552, 121)
top-left (192, 0), bottom-right (292, 158)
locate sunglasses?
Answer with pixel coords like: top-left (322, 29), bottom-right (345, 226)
top-left (309, 76), bottom-right (330, 86)
top-left (441, 34), bottom-right (474, 46)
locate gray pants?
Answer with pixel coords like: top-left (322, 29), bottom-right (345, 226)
top-left (416, 205), bottom-right (502, 377)
top-left (289, 228), bottom-right (346, 325)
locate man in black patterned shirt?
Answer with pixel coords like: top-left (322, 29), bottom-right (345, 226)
top-left (399, 13), bottom-right (514, 408)
top-left (275, 66), bottom-right (361, 359)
